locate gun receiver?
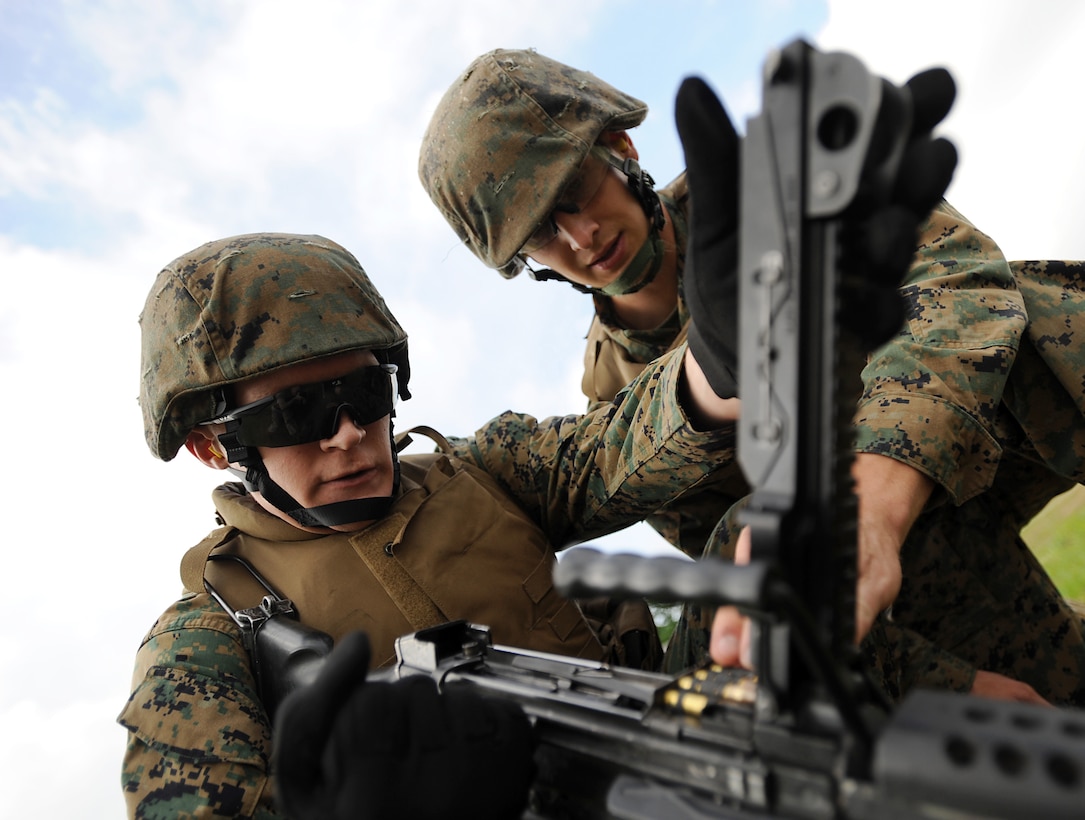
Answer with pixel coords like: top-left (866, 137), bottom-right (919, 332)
top-left (257, 39), bottom-right (1085, 818)
top-left (383, 620), bottom-right (833, 820)
top-left (383, 619), bottom-right (1085, 819)
top-left (561, 36), bottom-right (908, 750)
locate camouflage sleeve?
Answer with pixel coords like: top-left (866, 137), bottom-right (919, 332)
top-left (1003, 259), bottom-right (1085, 480)
top-left (449, 344), bottom-right (737, 544)
top-left (861, 618), bottom-right (977, 701)
top-left (117, 593), bottom-right (283, 819)
top-left (855, 200), bottom-right (1026, 504)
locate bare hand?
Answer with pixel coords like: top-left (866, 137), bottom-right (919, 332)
top-left (970, 670), bottom-right (1052, 706)
top-left (851, 454), bottom-right (933, 641)
top-left (853, 516), bottom-right (903, 642)
top-left (710, 454), bottom-right (933, 667)
top-left (710, 528), bottom-right (753, 668)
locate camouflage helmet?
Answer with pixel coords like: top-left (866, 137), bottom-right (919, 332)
top-left (140, 233), bottom-right (409, 461)
top-left (419, 48), bottom-right (648, 277)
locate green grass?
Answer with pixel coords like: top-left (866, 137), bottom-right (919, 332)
top-left (651, 603), bottom-right (682, 648)
top-left (1023, 484), bottom-right (1085, 602)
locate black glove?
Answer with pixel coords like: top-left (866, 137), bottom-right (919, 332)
top-left (674, 65), bottom-right (958, 386)
top-left (274, 631), bottom-right (536, 820)
top-left (674, 76), bottom-right (741, 400)
top-left (839, 68), bottom-right (958, 349)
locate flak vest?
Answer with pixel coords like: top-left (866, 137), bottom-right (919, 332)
top-left (582, 319), bottom-right (689, 406)
top-left (180, 437), bottom-right (655, 668)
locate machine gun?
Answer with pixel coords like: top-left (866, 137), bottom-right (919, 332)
top-left (379, 617), bottom-right (1084, 819)
top-left (249, 39), bottom-right (1085, 817)
top-left (377, 40), bottom-right (1085, 818)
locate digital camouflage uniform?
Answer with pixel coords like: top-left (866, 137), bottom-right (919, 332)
top-left (420, 50), bottom-right (748, 559)
top-left (419, 50), bottom-right (1085, 701)
top-left (581, 172), bottom-right (750, 556)
top-left (666, 204), bottom-right (1085, 706)
top-left (118, 233), bottom-right (737, 818)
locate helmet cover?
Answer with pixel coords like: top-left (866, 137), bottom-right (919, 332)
top-left (140, 232), bottom-right (408, 461)
top-left (419, 48), bottom-right (648, 276)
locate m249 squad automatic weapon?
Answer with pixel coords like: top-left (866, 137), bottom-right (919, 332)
top-left (378, 40), bottom-right (1084, 819)
top-left (239, 38), bottom-right (1085, 819)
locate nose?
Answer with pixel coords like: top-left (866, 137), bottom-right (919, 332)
top-left (321, 406), bottom-right (365, 450)
top-left (552, 209), bottom-right (599, 252)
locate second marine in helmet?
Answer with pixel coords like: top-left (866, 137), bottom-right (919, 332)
top-left (419, 48), bottom-right (671, 295)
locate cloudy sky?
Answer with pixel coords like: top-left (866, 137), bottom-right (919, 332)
top-left (2, 1), bottom-right (1083, 815)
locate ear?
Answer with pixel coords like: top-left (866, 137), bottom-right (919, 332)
top-left (600, 129), bottom-right (639, 161)
top-left (185, 427), bottom-right (230, 470)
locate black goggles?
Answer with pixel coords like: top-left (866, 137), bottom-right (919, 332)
top-left (206, 364), bottom-right (398, 449)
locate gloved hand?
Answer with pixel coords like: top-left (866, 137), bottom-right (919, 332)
top-left (839, 68), bottom-right (958, 349)
top-left (674, 64), bottom-right (959, 385)
top-left (674, 76), bottom-right (741, 400)
top-left (273, 631), bottom-right (536, 820)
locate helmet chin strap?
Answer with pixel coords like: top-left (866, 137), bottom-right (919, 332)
top-left (597, 229), bottom-right (665, 296)
top-left (220, 422), bottom-right (402, 530)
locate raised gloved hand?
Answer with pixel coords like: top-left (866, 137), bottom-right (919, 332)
top-left (839, 68), bottom-right (958, 349)
top-left (674, 64), bottom-right (959, 390)
top-left (274, 631), bottom-right (536, 820)
top-left (674, 76), bottom-right (741, 400)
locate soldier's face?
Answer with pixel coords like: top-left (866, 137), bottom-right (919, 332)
top-left (526, 164), bottom-right (651, 291)
top-left (234, 350), bottom-right (396, 532)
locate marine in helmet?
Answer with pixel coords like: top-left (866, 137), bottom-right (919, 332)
top-left (118, 232), bottom-right (742, 818)
top-left (419, 48), bottom-right (686, 400)
top-left (141, 233), bottom-right (412, 532)
top-left (421, 49), bottom-right (1085, 707)
top-left (420, 48), bottom-right (747, 562)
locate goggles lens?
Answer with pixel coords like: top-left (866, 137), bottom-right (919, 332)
top-left (522, 146), bottom-right (615, 254)
top-left (212, 364), bottom-right (397, 448)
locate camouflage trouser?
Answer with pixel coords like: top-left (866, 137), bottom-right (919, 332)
top-left (664, 454), bottom-right (1085, 708)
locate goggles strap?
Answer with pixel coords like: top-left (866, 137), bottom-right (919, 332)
top-left (616, 156), bottom-right (665, 235)
top-left (218, 423), bottom-right (254, 467)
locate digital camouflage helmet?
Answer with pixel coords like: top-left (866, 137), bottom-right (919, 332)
top-left (419, 48), bottom-right (659, 282)
top-left (140, 232), bottom-right (411, 527)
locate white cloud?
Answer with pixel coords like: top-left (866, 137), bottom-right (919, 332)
top-left (0, 697), bottom-right (131, 818)
top-left (816, 0), bottom-right (1085, 259)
